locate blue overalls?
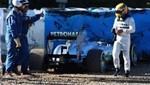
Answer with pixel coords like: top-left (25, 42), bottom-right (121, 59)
top-left (19, 13), bottom-right (41, 72)
top-left (5, 8), bottom-right (22, 73)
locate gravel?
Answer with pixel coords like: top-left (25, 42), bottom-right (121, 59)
top-left (0, 61), bottom-right (150, 85)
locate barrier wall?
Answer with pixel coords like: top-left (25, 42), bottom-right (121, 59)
top-left (45, 8), bottom-right (150, 58)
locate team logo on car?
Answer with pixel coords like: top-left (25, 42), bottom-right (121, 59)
top-left (48, 32), bottom-right (79, 39)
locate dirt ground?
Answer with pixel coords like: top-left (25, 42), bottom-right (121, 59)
top-left (0, 61), bottom-right (150, 85)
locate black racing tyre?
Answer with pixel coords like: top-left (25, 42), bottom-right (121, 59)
top-left (130, 45), bottom-right (138, 66)
top-left (86, 49), bottom-right (103, 72)
top-left (29, 48), bottom-right (46, 71)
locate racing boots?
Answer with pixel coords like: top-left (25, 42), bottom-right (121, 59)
top-left (113, 68), bottom-right (120, 76)
top-left (125, 70), bottom-right (130, 77)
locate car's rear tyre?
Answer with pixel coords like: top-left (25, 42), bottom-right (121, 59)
top-left (86, 49), bottom-right (105, 73)
top-left (29, 48), bottom-right (46, 71)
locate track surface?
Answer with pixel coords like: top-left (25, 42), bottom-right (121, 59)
top-left (0, 62), bottom-right (150, 85)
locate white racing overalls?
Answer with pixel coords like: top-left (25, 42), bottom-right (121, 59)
top-left (112, 16), bottom-right (135, 71)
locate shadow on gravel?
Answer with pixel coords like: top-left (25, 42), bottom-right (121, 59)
top-left (91, 77), bottom-right (150, 84)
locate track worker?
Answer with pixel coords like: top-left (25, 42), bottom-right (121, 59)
top-left (111, 3), bottom-right (135, 77)
top-left (18, 0), bottom-right (44, 75)
top-left (3, 0), bottom-right (24, 77)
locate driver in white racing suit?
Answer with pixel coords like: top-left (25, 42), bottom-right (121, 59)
top-left (111, 3), bottom-right (135, 77)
